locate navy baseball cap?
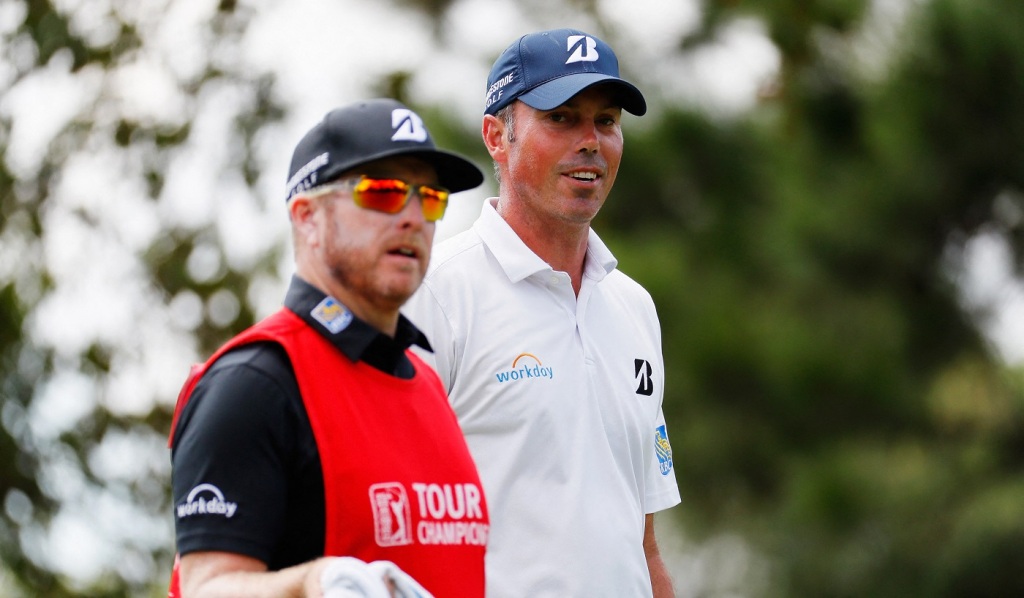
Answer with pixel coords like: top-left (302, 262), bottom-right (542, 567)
top-left (483, 28), bottom-right (646, 117)
top-left (285, 98), bottom-right (484, 201)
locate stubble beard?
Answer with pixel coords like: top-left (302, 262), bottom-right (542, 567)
top-left (328, 253), bottom-right (418, 313)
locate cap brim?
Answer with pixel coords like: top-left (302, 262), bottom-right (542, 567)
top-left (412, 149), bottom-right (485, 193)
top-left (320, 148), bottom-right (484, 194)
top-left (519, 73), bottom-right (647, 116)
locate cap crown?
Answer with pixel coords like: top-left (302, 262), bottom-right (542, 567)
top-left (286, 99), bottom-right (483, 201)
top-left (484, 28), bottom-right (645, 116)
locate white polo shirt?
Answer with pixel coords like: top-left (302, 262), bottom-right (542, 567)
top-left (404, 199), bottom-right (681, 597)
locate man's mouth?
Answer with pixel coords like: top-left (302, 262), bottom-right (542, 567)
top-left (389, 246), bottom-right (418, 258)
top-left (566, 170), bottom-right (599, 182)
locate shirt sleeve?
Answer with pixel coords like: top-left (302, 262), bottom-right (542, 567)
top-left (170, 343), bottom-right (309, 563)
top-left (643, 309), bottom-right (681, 514)
top-left (403, 284), bottom-right (456, 393)
top-left (645, 406), bottom-right (682, 514)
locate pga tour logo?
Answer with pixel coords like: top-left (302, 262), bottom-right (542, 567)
top-left (370, 481), bottom-right (489, 548)
top-left (370, 482), bottom-right (414, 547)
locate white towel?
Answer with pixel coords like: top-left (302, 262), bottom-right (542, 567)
top-left (320, 556), bottom-right (433, 598)
top-left (367, 560), bottom-right (432, 598)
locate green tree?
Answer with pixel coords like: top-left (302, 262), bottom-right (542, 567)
top-left (604, 0), bottom-right (1024, 594)
top-left (3, 0), bottom-right (1024, 595)
top-left (0, 2), bottom-right (284, 595)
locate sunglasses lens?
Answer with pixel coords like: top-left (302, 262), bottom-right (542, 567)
top-left (417, 186), bottom-right (449, 222)
top-left (353, 178), bottom-right (410, 214)
top-left (353, 178), bottom-right (450, 222)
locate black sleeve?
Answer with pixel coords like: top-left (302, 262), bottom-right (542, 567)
top-left (170, 342), bottom-right (324, 567)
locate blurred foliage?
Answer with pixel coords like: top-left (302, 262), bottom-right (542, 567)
top-left (602, 0), bottom-right (1024, 595)
top-left (1, 0), bottom-right (1024, 595)
top-left (0, 0), bottom-right (284, 595)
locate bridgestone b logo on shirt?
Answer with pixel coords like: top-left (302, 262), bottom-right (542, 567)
top-left (369, 482), bottom-right (488, 548)
top-left (635, 358), bottom-right (654, 396)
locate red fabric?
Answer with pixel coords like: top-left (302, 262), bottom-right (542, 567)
top-left (166, 554), bottom-right (180, 598)
top-left (167, 309), bottom-right (487, 597)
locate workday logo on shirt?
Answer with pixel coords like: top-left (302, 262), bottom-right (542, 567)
top-left (494, 352), bottom-right (555, 383)
top-left (176, 483), bottom-right (238, 519)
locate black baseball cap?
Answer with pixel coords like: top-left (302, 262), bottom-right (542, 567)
top-left (285, 98), bottom-right (484, 201)
top-left (483, 28), bottom-right (646, 116)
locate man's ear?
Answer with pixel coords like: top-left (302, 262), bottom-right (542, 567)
top-left (481, 113), bottom-right (508, 162)
top-left (289, 195), bottom-right (320, 248)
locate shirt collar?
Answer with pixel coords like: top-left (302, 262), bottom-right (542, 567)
top-left (474, 198), bottom-right (618, 284)
top-left (283, 275), bottom-right (432, 373)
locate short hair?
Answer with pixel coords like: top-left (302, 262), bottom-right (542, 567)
top-left (492, 104), bottom-right (516, 185)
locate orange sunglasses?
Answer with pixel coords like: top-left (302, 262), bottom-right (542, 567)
top-left (310, 176), bottom-right (450, 222)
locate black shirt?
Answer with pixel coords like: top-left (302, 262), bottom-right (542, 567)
top-left (170, 275), bottom-right (431, 569)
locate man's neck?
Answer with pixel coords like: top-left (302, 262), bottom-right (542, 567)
top-left (295, 264), bottom-right (400, 337)
top-left (496, 199), bottom-right (589, 295)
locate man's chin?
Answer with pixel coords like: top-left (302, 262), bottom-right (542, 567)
top-left (380, 279), bottom-right (423, 307)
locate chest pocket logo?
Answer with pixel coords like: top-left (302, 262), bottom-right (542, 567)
top-left (634, 358), bottom-right (654, 396)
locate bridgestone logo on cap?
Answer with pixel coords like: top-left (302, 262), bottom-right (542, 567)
top-left (484, 72), bottom-right (516, 109)
top-left (390, 109), bottom-right (428, 142)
